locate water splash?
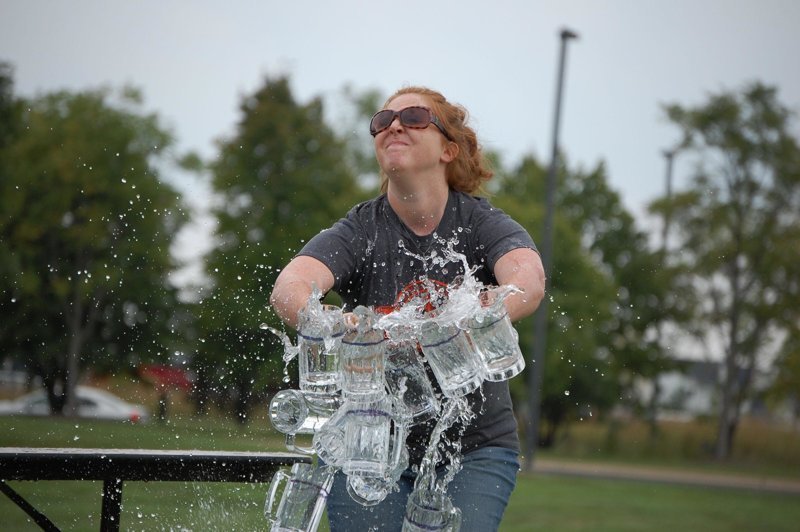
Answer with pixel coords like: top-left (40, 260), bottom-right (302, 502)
top-left (265, 230), bottom-right (527, 514)
top-left (298, 286), bottom-right (346, 353)
top-left (470, 284), bottom-right (522, 325)
top-left (260, 323), bottom-right (298, 364)
top-left (413, 396), bottom-right (474, 494)
top-left (262, 286), bottom-right (345, 367)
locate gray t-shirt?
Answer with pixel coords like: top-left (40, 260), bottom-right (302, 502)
top-left (299, 189), bottom-right (537, 465)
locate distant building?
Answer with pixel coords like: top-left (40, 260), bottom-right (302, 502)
top-left (632, 360), bottom-right (718, 421)
top-left (635, 359), bottom-right (796, 425)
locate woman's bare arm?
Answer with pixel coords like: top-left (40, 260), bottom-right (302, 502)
top-left (269, 255), bottom-right (335, 330)
top-left (493, 247), bottom-right (546, 322)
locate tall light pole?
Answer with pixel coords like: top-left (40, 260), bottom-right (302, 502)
top-left (661, 148), bottom-right (676, 249)
top-left (648, 148), bottom-right (678, 431)
top-left (525, 27), bottom-right (578, 471)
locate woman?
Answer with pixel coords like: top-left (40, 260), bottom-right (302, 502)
top-left (270, 86), bottom-right (545, 531)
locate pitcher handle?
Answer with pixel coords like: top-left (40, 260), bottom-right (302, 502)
top-left (264, 469), bottom-right (290, 523)
top-left (284, 433), bottom-right (316, 455)
top-left (450, 505), bottom-right (462, 531)
top-left (388, 416), bottom-right (408, 472)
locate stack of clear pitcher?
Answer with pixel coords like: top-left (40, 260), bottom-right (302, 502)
top-left (266, 284), bottom-right (525, 532)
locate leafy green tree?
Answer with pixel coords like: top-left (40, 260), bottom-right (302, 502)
top-left (662, 82), bottom-right (800, 459)
top-left (0, 79), bottom-right (186, 414)
top-left (494, 150), bottom-right (691, 448)
top-left (561, 161), bottom-right (696, 440)
top-left (201, 76), bottom-right (361, 421)
top-left (329, 84), bottom-right (383, 192)
top-left (494, 156), bottom-right (618, 446)
top-left (765, 333), bottom-right (800, 426)
top-left (0, 62), bottom-right (16, 150)
top-left (0, 62), bottom-right (23, 368)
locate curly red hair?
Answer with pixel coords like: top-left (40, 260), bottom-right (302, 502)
top-left (379, 86), bottom-right (493, 195)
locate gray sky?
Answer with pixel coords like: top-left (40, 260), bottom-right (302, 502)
top-left (2, 0), bottom-right (799, 223)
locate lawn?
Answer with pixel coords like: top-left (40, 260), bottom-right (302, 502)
top-left (2, 414), bottom-right (799, 531)
top-left (3, 467), bottom-right (798, 531)
top-left (504, 473), bottom-right (800, 531)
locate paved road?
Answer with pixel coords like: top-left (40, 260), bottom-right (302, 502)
top-left (530, 458), bottom-right (800, 495)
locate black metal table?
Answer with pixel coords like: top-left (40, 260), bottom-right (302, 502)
top-left (0, 447), bottom-right (310, 531)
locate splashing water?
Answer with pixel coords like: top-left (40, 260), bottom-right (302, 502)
top-left (260, 324), bottom-right (298, 383)
top-left (260, 324), bottom-right (298, 364)
top-left (262, 285), bottom-right (346, 368)
top-left (298, 287), bottom-right (346, 354)
top-left (387, 234), bottom-right (517, 336)
top-left (413, 396), bottom-right (474, 494)
top-left (265, 231), bottom-right (528, 517)
top-left (472, 285), bottom-right (522, 323)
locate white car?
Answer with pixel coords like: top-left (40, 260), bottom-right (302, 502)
top-left (0, 385), bottom-right (149, 423)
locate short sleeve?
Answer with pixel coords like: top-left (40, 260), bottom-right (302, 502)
top-left (297, 208), bottom-right (366, 292)
top-left (471, 200), bottom-right (537, 271)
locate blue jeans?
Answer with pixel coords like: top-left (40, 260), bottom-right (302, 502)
top-left (326, 446), bottom-right (519, 532)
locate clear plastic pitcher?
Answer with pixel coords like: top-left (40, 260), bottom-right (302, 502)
top-left (385, 339), bottom-right (439, 424)
top-left (264, 462), bottom-right (334, 532)
top-left (419, 320), bottom-right (483, 398)
top-left (339, 306), bottom-right (387, 401)
top-left (312, 405), bottom-right (348, 468)
top-left (269, 389), bottom-right (332, 455)
top-left (466, 287), bottom-right (525, 381)
top-left (402, 488), bottom-right (462, 532)
top-left (341, 395), bottom-right (407, 480)
top-left (297, 304), bottom-right (345, 398)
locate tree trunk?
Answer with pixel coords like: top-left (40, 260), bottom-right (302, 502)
top-left (647, 377), bottom-right (661, 440)
top-left (63, 282), bottom-right (101, 416)
top-left (714, 385), bottom-right (735, 460)
top-left (63, 289), bottom-right (85, 417)
top-left (234, 379), bottom-right (252, 424)
top-left (715, 242), bottom-right (744, 460)
top-left (192, 363), bottom-right (211, 416)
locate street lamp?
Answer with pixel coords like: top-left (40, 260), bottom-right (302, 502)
top-left (661, 148), bottom-right (676, 249)
top-left (525, 27), bottom-right (579, 471)
top-left (648, 147), bottom-right (679, 429)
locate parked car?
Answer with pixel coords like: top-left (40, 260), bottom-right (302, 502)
top-left (0, 385), bottom-right (149, 423)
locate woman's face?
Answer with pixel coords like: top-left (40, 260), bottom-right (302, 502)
top-left (373, 93), bottom-right (453, 181)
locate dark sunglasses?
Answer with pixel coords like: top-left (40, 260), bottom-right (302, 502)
top-left (369, 106), bottom-right (453, 141)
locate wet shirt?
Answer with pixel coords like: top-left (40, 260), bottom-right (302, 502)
top-left (298, 189), bottom-right (537, 466)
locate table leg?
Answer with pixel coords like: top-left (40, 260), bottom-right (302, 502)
top-left (0, 480), bottom-right (60, 531)
top-left (101, 478), bottom-right (123, 532)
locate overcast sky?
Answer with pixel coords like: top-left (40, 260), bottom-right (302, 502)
top-left (2, 0), bottom-right (799, 235)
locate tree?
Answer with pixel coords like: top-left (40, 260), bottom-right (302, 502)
top-left (0, 78), bottom-right (187, 414)
top-left (0, 62), bottom-right (16, 150)
top-left (766, 333), bottom-right (800, 427)
top-left (494, 156), bottom-right (618, 446)
top-left (328, 84), bottom-right (383, 192)
top-left (200, 76), bottom-right (361, 421)
top-left (494, 149), bottom-right (694, 448)
top-left (561, 161), bottom-right (695, 439)
top-left (662, 82), bottom-right (800, 459)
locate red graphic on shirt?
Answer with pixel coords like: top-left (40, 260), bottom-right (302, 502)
top-left (393, 279), bottom-right (449, 315)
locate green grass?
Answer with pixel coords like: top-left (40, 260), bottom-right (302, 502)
top-left (502, 473), bottom-right (800, 532)
top-left (1, 480), bottom-right (271, 531)
top-left (2, 402), bottom-right (799, 531)
top-left (536, 416), bottom-right (800, 479)
top-left (3, 470), bottom-right (798, 531)
top-left (0, 413), bottom-right (286, 452)
top-left (0, 415), bottom-right (302, 531)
